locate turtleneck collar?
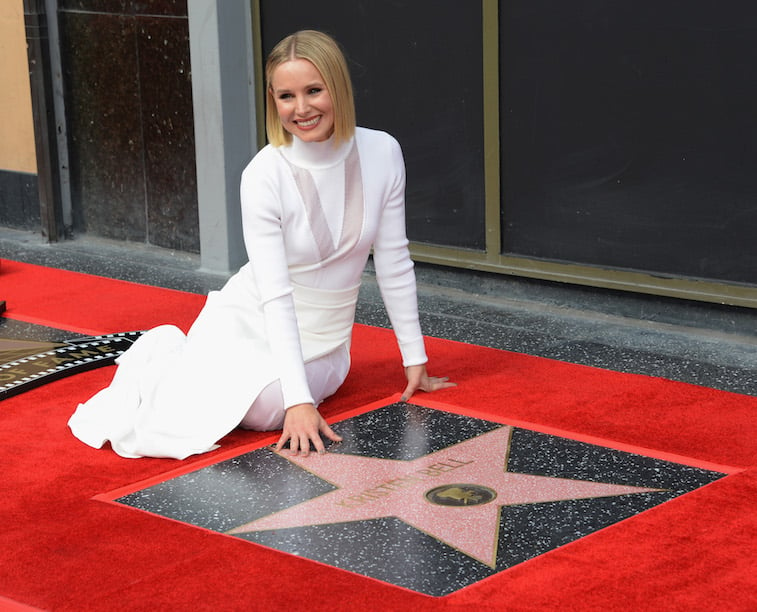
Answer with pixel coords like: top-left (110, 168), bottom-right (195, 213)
top-left (278, 133), bottom-right (354, 170)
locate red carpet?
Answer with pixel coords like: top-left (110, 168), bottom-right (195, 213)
top-left (1, 259), bottom-right (756, 611)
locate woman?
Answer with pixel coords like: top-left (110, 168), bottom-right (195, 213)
top-left (68, 30), bottom-right (454, 460)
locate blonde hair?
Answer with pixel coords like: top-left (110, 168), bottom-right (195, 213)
top-left (265, 30), bottom-right (356, 147)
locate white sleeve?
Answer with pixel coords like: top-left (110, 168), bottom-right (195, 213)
top-left (371, 137), bottom-right (428, 367)
top-left (240, 155), bottom-right (314, 409)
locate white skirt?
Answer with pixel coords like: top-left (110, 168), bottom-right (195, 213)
top-left (68, 266), bottom-right (359, 459)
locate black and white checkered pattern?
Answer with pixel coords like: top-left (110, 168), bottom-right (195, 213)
top-left (0, 331), bottom-right (144, 401)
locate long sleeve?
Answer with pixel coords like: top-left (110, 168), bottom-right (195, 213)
top-left (371, 137), bottom-right (428, 367)
top-left (240, 153), bottom-right (314, 409)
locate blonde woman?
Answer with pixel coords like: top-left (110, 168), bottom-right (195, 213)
top-left (69, 30), bottom-right (454, 460)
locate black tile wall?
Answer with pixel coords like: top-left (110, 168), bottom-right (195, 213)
top-left (60, 11), bottom-right (146, 242)
top-left (59, 1), bottom-right (131, 13)
top-left (59, 1), bottom-right (187, 17)
top-left (0, 171), bottom-right (40, 230)
top-left (59, 2), bottom-right (198, 251)
top-left (138, 15), bottom-right (197, 252)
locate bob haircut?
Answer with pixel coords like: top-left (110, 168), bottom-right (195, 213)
top-left (265, 30), bottom-right (356, 147)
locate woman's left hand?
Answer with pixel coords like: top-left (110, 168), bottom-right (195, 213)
top-left (400, 364), bottom-right (456, 402)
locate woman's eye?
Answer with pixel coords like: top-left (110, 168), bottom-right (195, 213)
top-left (278, 93), bottom-right (293, 100)
top-left (308, 87), bottom-right (322, 95)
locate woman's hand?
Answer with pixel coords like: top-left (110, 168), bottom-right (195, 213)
top-left (275, 403), bottom-right (343, 456)
top-left (400, 364), bottom-right (456, 402)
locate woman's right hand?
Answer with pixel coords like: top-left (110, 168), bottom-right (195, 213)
top-left (275, 403), bottom-right (343, 456)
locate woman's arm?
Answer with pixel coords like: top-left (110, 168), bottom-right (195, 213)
top-left (240, 157), bottom-right (314, 408)
top-left (371, 136), bottom-right (427, 367)
top-left (371, 136), bottom-right (455, 400)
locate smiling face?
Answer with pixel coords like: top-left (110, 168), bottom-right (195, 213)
top-left (270, 58), bottom-right (335, 143)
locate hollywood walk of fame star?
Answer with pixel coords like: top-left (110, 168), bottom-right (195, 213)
top-left (228, 426), bottom-right (662, 567)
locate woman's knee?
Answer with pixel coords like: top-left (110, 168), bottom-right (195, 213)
top-left (239, 381), bottom-right (285, 431)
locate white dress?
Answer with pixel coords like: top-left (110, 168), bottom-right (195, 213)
top-left (68, 128), bottom-right (428, 459)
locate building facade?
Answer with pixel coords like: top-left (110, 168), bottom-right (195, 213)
top-left (4, 1), bottom-right (757, 306)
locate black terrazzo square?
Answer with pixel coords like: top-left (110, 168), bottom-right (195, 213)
top-left (112, 401), bottom-right (728, 597)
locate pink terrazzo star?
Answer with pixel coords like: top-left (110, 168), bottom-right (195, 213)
top-left (228, 426), bottom-right (661, 567)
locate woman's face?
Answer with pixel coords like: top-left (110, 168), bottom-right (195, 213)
top-left (270, 58), bottom-right (335, 143)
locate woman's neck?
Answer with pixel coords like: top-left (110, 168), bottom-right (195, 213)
top-left (281, 133), bottom-right (353, 170)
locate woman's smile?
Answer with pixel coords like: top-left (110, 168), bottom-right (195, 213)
top-left (296, 116), bottom-right (321, 128)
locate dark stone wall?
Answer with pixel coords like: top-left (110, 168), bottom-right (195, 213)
top-left (0, 170), bottom-right (40, 231)
top-left (59, 0), bottom-right (199, 252)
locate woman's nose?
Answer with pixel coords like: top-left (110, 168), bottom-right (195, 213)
top-left (295, 95), bottom-right (309, 115)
